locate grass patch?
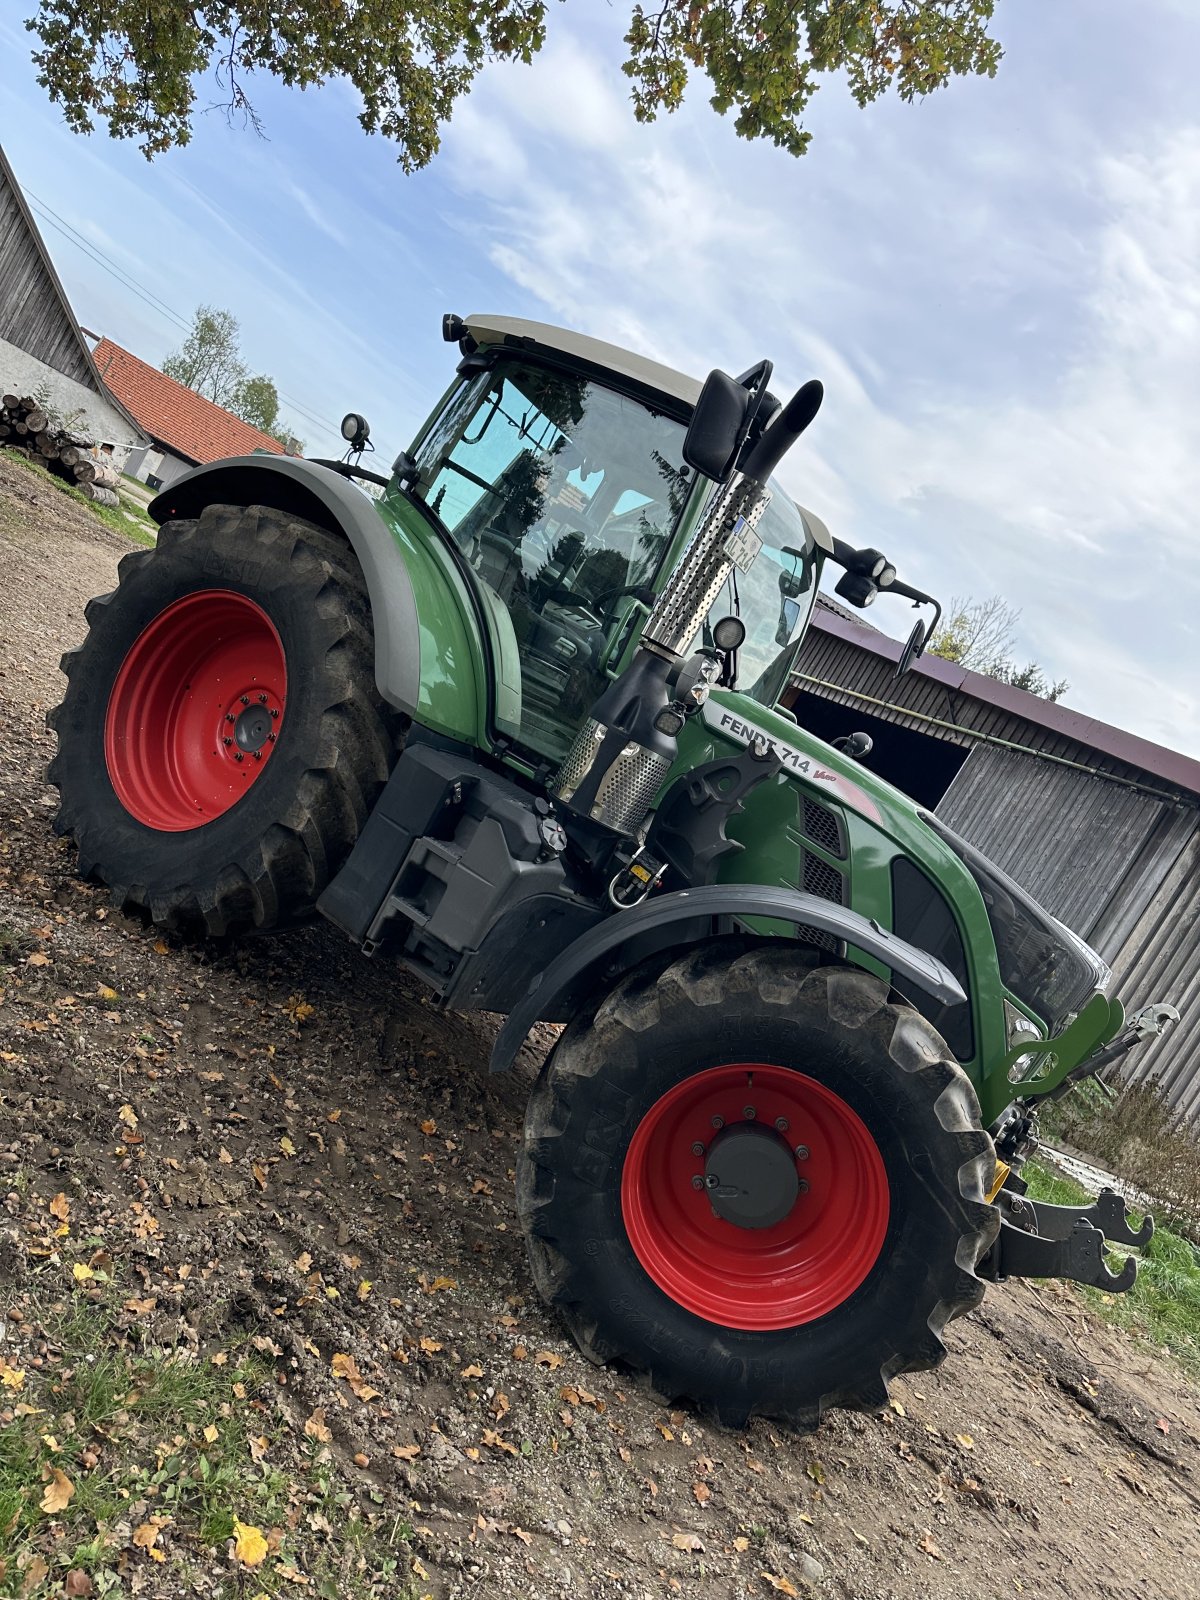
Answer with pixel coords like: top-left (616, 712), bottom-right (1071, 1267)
top-left (1024, 1158), bottom-right (1200, 1378)
top-left (1, 447), bottom-right (156, 547)
top-left (0, 1282), bottom-right (416, 1598)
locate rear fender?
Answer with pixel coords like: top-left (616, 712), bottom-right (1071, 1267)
top-left (149, 457), bottom-right (422, 716)
top-left (489, 883), bottom-right (967, 1072)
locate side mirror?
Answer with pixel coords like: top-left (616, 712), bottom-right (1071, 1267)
top-left (896, 619), bottom-right (927, 679)
top-left (683, 369), bottom-right (755, 483)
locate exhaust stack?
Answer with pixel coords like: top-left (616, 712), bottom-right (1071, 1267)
top-left (552, 376), bottom-right (823, 838)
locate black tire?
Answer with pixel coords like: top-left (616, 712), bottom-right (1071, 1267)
top-left (517, 941), bottom-right (999, 1429)
top-left (48, 502), bottom-right (402, 935)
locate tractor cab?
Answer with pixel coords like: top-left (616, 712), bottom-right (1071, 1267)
top-left (406, 317), bottom-right (829, 762)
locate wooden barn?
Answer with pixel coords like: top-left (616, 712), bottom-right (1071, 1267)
top-left (0, 145), bottom-right (144, 463)
top-left (787, 599), bottom-right (1200, 1121)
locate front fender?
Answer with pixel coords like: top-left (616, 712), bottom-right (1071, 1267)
top-left (149, 457), bottom-right (421, 716)
top-left (489, 883), bottom-right (966, 1073)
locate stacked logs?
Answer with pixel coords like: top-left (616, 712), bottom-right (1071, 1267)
top-left (0, 392), bottom-right (121, 507)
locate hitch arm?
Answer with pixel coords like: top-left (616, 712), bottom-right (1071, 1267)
top-left (1015, 1186), bottom-right (1153, 1249)
top-left (980, 1217), bottom-right (1138, 1293)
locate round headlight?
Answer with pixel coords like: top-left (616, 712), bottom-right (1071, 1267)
top-left (712, 615), bottom-right (747, 651)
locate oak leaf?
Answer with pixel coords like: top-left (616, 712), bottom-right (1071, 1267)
top-left (40, 1466), bottom-right (75, 1513)
top-left (760, 1575), bottom-right (799, 1596)
top-left (305, 1409), bottom-right (332, 1443)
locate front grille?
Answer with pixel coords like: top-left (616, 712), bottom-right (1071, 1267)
top-left (802, 796), bottom-right (845, 857)
top-left (803, 851), bottom-right (845, 904)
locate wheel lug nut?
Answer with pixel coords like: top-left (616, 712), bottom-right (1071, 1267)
top-left (775, 1117), bottom-right (789, 1133)
top-left (795, 1145), bottom-right (809, 1161)
top-left (743, 1105), bottom-right (756, 1120)
top-left (225, 712), bottom-right (235, 724)
top-left (258, 693), bottom-right (268, 703)
top-left (711, 1115), bottom-right (724, 1130)
top-left (270, 708), bottom-right (280, 719)
top-left (691, 1175), bottom-right (704, 1191)
top-left (240, 694), bottom-right (250, 705)
top-left (691, 1141), bottom-right (705, 1157)
top-left (253, 750), bottom-right (263, 760)
top-left (222, 737), bottom-right (232, 747)
top-left (267, 732), bottom-right (277, 742)
top-left (797, 1178), bottom-right (809, 1193)
top-left (234, 753), bottom-right (244, 763)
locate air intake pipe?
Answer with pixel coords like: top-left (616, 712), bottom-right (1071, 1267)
top-left (552, 376), bottom-right (824, 838)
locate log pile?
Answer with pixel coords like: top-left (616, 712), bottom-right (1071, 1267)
top-left (0, 392), bottom-right (121, 508)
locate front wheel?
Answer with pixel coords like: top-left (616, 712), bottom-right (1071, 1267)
top-left (517, 942), bottom-right (999, 1428)
top-left (48, 503), bottom-right (400, 935)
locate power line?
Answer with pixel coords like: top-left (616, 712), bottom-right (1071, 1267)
top-left (21, 183), bottom-right (339, 437)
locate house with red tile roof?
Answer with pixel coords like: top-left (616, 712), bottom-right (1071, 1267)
top-left (91, 337), bottom-right (295, 490)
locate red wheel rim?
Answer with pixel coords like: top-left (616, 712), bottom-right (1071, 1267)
top-left (104, 590), bottom-right (287, 832)
top-left (621, 1064), bottom-right (889, 1330)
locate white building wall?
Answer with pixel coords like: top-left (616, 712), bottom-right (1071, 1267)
top-left (0, 337), bottom-right (143, 467)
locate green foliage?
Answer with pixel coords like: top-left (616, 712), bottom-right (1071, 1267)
top-left (231, 373), bottom-right (281, 434)
top-left (162, 305), bottom-right (299, 446)
top-left (161, 305), bottom-right (245, 408)
top-left (24, 2), bottom-right (1002, 170)
top-left (929, 593), bottom-right (1069, 702)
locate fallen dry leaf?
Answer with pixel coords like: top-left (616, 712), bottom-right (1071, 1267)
top-left (304, 1408), bottom-right (333, 1443)
top-left (391, 1444), bottom-right (421, 1461)
top-left (461, 1363), bottom-right (484, 1380)
top-left (117, 1102), bottom-right (137, 1127)
top-left (1156, 1418), bottom-right (1171, 1436)
top-left (760, 1575), bottom-right (799, 1596)
top-left (295, 1251), bottom-right (313, 1273)
top-left (482, 1428), bottom-right (518, 1457)
top-left (252, 1163), bottom-right (268, 1191)
top-left (955, 1433), bottom-right (975, 1451)
top-left (279, 1136), bottom-right (297, 1157)
top-left (64, 1571), bottom-right (94, 1596)
top-left (419, 1118), bottom-right (437, 1135)
top-left (918, 1531), bottom-right (944, 1560)
top-left (97, 982), bottom-right (118, 999)
top-left (49, 1192), bottom-right (70, 1225)
top-left (418, 1337), bottom-right (443, 1355)
top-left (1, 1363), bottom-right (26, 1390)
top-left (733, 1536), bottom-right (750, 1552)
top-left (331, 1351), bottom-right (380, 1402)
top-left (232, 1518), bottom-right (269, 1566)
top-left (692, 1482), bottom-right (712, 1505)
top-left (40, 1466), bottom-right (75, 1514)
top-left (672, 1532), bottom-right (704, 1552)
top-left (20, 1556), bottom-right (49, 1593)
top-left (534, 1350), bottom-right (564, 1370)
top-left (202, 1425), bottom-right (219, 1444)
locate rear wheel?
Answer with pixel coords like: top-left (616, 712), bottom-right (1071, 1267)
top-left (48, 503), bottom-right (401, 935)
top-left (517, 942), bottom-right (999, 1428)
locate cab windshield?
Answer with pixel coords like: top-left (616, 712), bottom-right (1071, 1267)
top-left (410, 357), bottom-right (691, 759)
top-left (695, 494), bottom-right (819, 708)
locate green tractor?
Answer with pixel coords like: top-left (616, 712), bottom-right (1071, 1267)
top-left (49, 315), bottom-right (1176, 1427)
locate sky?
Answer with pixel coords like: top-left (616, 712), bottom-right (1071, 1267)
top-left (1, 3), bottom-right (1198, 758)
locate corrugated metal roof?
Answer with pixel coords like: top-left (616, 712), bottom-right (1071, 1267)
top-left (799, 605), bottom-right (1200, 800)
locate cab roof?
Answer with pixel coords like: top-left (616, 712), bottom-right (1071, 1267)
top-left (463, 314), bottom-right (703, 410)
top-left (461, 313), bottom-right (833, 553)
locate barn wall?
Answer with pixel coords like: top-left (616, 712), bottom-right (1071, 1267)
top-left (935, 743), bottom-right (1199, 1117)
top-left (0, 170), bottom-right (92, 385)
top-left (0, 337), bottom-right (142, 464)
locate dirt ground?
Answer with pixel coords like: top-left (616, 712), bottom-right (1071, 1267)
top-left (2, 451), bottom-right (1200, 1600)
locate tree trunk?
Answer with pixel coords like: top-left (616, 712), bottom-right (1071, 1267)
top-left (2, 394), bottom-right (20, 411)
top-left (73, 459), bottom-right (96, 483)
top-left (24, 409), bottom-right (49, 433)
top-left (58, 446), bottom-right (80, 468)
